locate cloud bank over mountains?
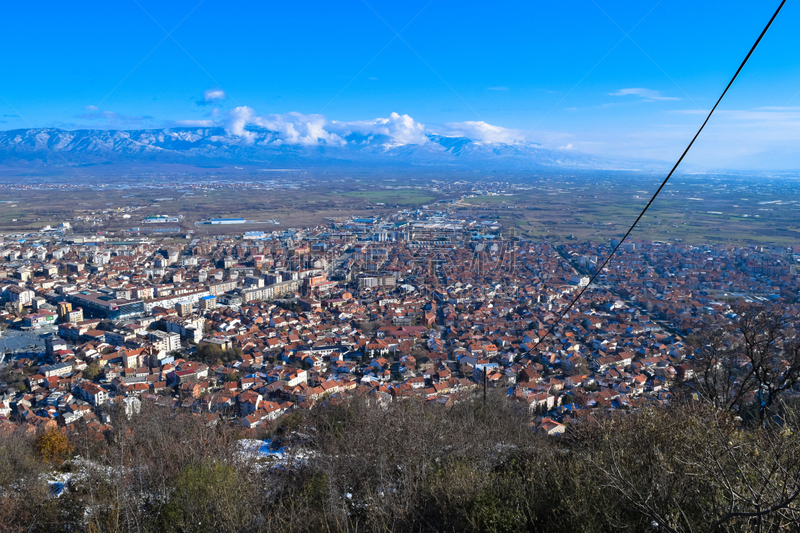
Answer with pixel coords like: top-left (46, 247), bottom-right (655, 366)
top-left (0, 117), bottom-right (649, 173)
top-left (0, 102), bottom-right (673, 173)
top-left (225, 107), bottom-right (524, 148)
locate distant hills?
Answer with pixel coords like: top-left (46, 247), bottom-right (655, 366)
top-left (0, 127), bottom-right (666, 173)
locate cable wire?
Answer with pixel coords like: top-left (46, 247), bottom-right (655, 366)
top-left (529, 0), bottom-right (787, 355)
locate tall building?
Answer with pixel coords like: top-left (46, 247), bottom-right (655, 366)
top-left (57, 302), bottom-right (72, 320)
top-left (148, 330), bottom-right (181, 353)
top-left (199, 295), bottom-right (217, 310)
top-left (175, 300), bottom-right (193, 316)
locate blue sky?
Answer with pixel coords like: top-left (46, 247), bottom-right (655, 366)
top-left (1, 0), bottom-right (798, 169)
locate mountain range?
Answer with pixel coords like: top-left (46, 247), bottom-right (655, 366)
top-left (0, 127), bottom-right (665, 173)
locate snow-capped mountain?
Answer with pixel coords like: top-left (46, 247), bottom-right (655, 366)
top-left (0, 127), bottom-right (661, 171)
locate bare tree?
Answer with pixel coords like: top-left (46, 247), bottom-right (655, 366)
top-left (688, 322), bottom-right (756, 412)
top-left (737, 304), bottom-right (800, 422)
top-left (689, 303), bottom-right (800, 422)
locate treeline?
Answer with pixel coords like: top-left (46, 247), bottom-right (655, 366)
top-left (2, 394), bottom-right (800, 533)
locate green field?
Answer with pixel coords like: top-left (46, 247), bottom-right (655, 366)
top-left (341, 190), bottom-right (436, 204)
top-left (0, 181), bottom-right (440, 234)
top-left (463, 195), bottom-right (516, 204)
top-left (452, 175), bottom-right (800, 246)
top-left (2, 172), bottom-right (799, 245)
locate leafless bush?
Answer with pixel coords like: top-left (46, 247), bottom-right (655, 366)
top-left (689, 303), bottom-right (800, 422)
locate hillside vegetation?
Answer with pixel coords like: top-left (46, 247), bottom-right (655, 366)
top-left (2, 389), bottom-right (800, 533)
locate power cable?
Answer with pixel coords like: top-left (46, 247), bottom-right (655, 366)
top-left (529, 0), bottom-right (787, 355)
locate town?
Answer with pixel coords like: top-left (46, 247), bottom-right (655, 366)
top-left (3, 0), bottom-right (797, 528)
top-left (1, 200), bottom-right (796, 437)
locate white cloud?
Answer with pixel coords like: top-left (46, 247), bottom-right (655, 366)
top-left (441, 121), bottom-right (526, 144)
top-left (487, 86), bottom-right (509, 91)
top-left (332, 112), bottom-right (428, 146)
top-left (255, 112), bottom-right (345, 146)
top-left (221, 108), bottom-right (569, 149)
top-left (226, 108), bottom-right (346, 146)
top-left (674, 107), bottom-right (800, 124)
top-left (224, 111), bottom-right (536, 147)
top-left (227, 106), bottom-right (256, 142)
top-left (609, 88), bottom-right (679, 101)
top-left (197, 88), bottom-right (227, 106)
top-left (172, 119), bottom-right (215, 127)
top-left (226, 109), bottom-right (429, 147)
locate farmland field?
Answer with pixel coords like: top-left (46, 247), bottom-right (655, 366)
top-left (1, 171), bottom-right (799, 245)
